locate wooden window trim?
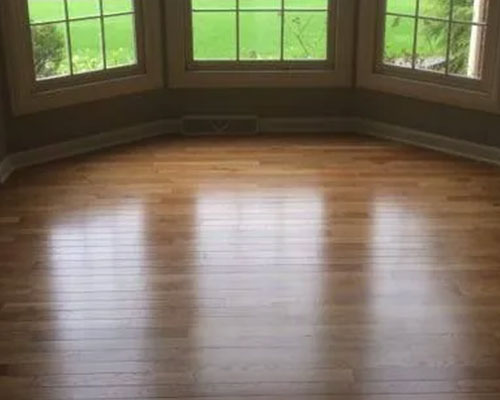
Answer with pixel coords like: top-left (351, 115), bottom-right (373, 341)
top-left (165, 0), bottom-right (355, 88)
top-left (0, 0), bottom-right (163, 115)
top-left (357, 0), bottom-right (500, 113)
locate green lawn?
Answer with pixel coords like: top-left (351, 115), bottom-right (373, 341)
top-left (29, 0), bottom-right (137, 77)
top-left (29, 0), bottom-right (452, 78)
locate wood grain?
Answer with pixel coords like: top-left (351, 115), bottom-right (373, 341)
top-left (1, 133), bottom-right (500, 400)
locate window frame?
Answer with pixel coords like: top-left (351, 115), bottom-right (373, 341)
top-left (165, 0), bottom-right (355, 88)
top-left (357, 0), bottom-right (500, 113)
top-left (0, 0), bottom-right (163, 115)
top-left (186, 0), bottom-right (336, 70)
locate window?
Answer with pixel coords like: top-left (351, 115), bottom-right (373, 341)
top-left (29, 0), bottom-right (138, 82)
top-left (190, 0), bottom-right (331, 64)
top-left (357, 0), bottom-right (500, 112)
top-left (0, 0), bottom-right (162, 114)
top-left (381, 0), bottom-right (489, 80)
top-left (165, 0), bottom-right (355, 87)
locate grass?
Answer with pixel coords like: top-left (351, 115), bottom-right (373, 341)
top-left (29, 0), bottom-right (447, 76)
top-left (29, 0), bottom-right (137, 76)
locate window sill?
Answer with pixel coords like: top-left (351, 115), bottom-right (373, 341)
top-left (167, 68), bottom-right (352, 88)
top-left (11, 72), bottom-right (162, 116)
top-left (356, 69), bottom-right (500, 114)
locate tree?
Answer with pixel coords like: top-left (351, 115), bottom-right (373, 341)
top-left (32, 25), bottom-right (66, 78)
top-left (422, 0), bottom-right (481, 74)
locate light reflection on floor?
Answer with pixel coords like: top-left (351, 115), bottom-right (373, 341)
top-left (193, 188), bottom-right (326, 382)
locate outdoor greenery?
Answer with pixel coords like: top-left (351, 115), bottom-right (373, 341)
top-left (32, 24), bottom-right (67, 78)
top-left (384, 0), bottom-right (481, 76)
top-left (30, 0), bottom-right (480, 79)
top-left (29, 0), bottom-right (136, 79)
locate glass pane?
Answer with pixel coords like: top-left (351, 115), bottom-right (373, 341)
top-left (102, 0), bottom-right (134, 15)
top-left (386, 0), bottom-right (416, 15)
top-left (28, 0), bottom-right (66, 23)
top-left (191, 0), bottom-right (236, 10)
top-left (284, 11), bottom-right (328, 60)
top-left (192, 12), bottom-right (237, 60)
top-left (70, 18), bottom-right (104, 73)
top-left (383, 15), bottom-right (415, 67)
top-left (449, 23), bottom-right (484, 78)
top-left (67, 0), bottom-right (100, 18)
top-left (284, 0), bottom-right (328, 10)
top-left (104, 14), bottom-right (137, 67)
top-left (453, 0), bottom-right (488, 23)
top-left (240, 12), bottom-right (281, 60)
top-left (415, 18), bottom-right (448, 73)
top-left (419, 0), bottom-right (451, 19)
top-left (240, 0), bottom-right (281, 10)
top-left (31, 22), bottom-right (70, 80)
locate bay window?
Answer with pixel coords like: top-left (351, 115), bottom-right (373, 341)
top-left (357, 0), bottom-right (500, 112)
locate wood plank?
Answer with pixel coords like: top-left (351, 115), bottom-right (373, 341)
top-left (0, 133), bottom-right (500, 399)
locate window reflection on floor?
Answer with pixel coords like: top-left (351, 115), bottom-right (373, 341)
top-left (193, 188), bottom-right (327, 382)
top-left (48, 200), bottom-right (149, 338)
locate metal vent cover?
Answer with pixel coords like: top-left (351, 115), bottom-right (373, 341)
top-left (182, 116), bottom-right (259, 136)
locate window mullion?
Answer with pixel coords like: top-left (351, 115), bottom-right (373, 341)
top-left (236, 0), bottom-right (240, 61)
top-left (411, 0), bottom-right (421, 69)
top-left (444, 0), bottom-right (455, 75)
top-left (62, 0), bottom-right (74, 76)
top-left (280, 0), bottom-right (285, 61)
top-left (98, 0), bottom-right (108, 70)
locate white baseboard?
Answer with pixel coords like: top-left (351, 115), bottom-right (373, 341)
top-left (357, 118), bottom-right (500, 167)
top-left (1, 116), bottom-right (499, 183)
top-left (2, 119), bottom-right (180, 182)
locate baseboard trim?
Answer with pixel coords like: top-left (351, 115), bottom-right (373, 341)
top-left (1, 116), bottom-right (499, 183)
top-left (357, 118), bottom-right (500, 167)
top-left (2, 119), bottom-right (180, 182)
top-left (0, 156), bottom-right (13, 184)
top-left (261, 117), bottom-right (357, 133)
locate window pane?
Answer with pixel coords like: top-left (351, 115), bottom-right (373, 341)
top-left (419, 0), bottom-right (451, 19)
top-left (240, 12), bottom-right (281, 60)
top-left (31, 22), bottom-right (70, 79)
top-left (449, 23), bottom-right (485, 78)
top-left (240, 0), bottom-right (281, 10)
top-left (193, 12), bottom-right (237, 60)
top-left (102, 0), bottom-right (134, 15)
top-left (284, 11), bottom-right (328, 60)
top-left (386, 0), bottom-right (416, 15)
top-left (70, 18), bottom-right (104, 73)
top-left (28, 0), bottom-right (66, 23)
top-left (383, 15), bottom-right (415, 67)
top-left (104, 14), bottom-right (137, 67)
top-left (192, 0), bottom-right (236, 10)
top-left (415, 18), bottom-right (448, 73)
top-left (453, 0), bottom-right (488, 23)
top-left (284, 0), bottom-right (328, 10)
top-left (67, 0), bottom-right (100, 19)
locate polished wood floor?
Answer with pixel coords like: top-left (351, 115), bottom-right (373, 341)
top-left (1, 133), bottom-right (500, 400)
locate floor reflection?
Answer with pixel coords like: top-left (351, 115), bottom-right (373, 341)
top-left (47, 199), bottom-right (151, 353)
top-left (193, 188), bottom-right (327, 384)
top-left (368, 196), bottom-right (462, 371)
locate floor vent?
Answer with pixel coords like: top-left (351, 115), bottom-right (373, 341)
top-left (182, 116), bottom-right (259, 136)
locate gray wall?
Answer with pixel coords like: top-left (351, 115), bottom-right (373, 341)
top-left (356, 89), bottom-right (500, 149)
top-left (7, 88), bottom-right (356, 152)
top-left (6, 87), bottom-right (500, 153)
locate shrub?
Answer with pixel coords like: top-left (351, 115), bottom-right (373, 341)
top-left (32, 24), bottom-right (66, 78)
top-left (422, 0), bottom-right (478, 74)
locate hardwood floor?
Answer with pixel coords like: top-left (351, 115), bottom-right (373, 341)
top-left (1, 133), bottom-right (500, 400)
